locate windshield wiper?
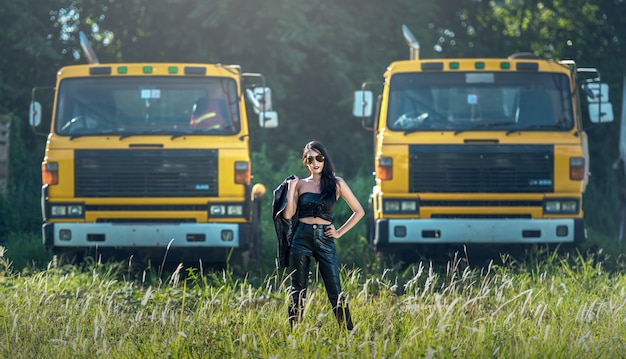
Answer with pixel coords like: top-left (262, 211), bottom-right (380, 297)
top-left (453, 121), bottom-right (517, 135)
top-left (118, 126), bottom-right (235, 140)
top-left (505, 124), bottom-right (560, 136)
top-left (118, 133), bottom-right (138, 140)
top-left (69, 129), bottom-right (125, 140)
top-left (170, 130), bottom-right (195, 140)
top-left (69, 133), bottom-right (90, 140)
top-left (118, 129), bottom-right (174, 140)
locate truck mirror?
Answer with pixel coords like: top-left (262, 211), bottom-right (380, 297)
top-left (584, 83), bottom-right (609, 103)
top-left (29, 101), bottom-right (42, 127)
top-left (246, 87), bottom-right (272, 114)
top-left (353, 90), bottom-right (373, 117)
top-left (254, 87), bottom-right (272, 111)
top-left (246, 89), bottom-right (261, 114)
top-left (588, 102), bottom-right (614, 123)
top-left (259, 111), bottom-right (278, 128)
top-left (251, 183), bottom-right (266, 200)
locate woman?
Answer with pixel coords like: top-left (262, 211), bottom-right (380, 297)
top-left (282, 140), bottom-right (365, 330)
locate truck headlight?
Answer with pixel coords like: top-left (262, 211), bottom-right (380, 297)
top-left (209, 203), bottom-right (244, 217)
top-left (544, 199), bottom-right (579, 214)
top-left (68, 205), bottom-right (84, 216)
top-left (227, 205), bottom-right (243, 216)
top-left (50, 203), bottom-right (85, 218)
top-left (51, 205), bottom-right (67, 216)
top-left (384, 200), bottom-right (400, 212)
top-left (383, 199), bottom-right (419, 214)
top-left (210, 205), bottom-right (226, 216)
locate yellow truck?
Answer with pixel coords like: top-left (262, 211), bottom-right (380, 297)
top-left (28, 33), bottom-right (277, 266)
top-left (353, 25), bottom-right (614, 258)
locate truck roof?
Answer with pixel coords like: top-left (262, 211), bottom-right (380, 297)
top-left (56, 63), bottom-right (242, 79)
top-left (385, 58), bottom-right (572, 76)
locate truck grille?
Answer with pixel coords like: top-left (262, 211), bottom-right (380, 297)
top-left (409, 145), bottom-right (553, 193)
top-left (75, 149), bottom-right (218, 197)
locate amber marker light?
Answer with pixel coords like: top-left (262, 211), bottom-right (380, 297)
top-left (235, 161), bottom-right (250, 184)
top-left (377, 157), bottom-right (393, 181)
top-left (570, 157), bottom-right (585, 180)
top-left (42, 162), bottom-right (58, 185)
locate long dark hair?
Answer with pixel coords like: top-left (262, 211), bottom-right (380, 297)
top-left (302, 140), bottom-right (337, 202)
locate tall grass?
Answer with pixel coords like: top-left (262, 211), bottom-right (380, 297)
top-left (1, 247), bottom-right (625, 357)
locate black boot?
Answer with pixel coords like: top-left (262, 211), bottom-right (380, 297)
top-left (288, 292), bottom-right (305, 329)
top-left (288, 303), bottom-right (299, 329)
top-left (334, 302), bottom-right (354, 331)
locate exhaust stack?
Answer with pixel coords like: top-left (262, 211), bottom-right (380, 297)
top-left (402, 24), bottom-right (420, 60)
top-left (79, 31), bottom-right (100, 64)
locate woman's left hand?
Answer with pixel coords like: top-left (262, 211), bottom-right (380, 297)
top-left (325, 224), bottom-right (341, 239)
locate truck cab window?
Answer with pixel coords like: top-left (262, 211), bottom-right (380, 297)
top-left (55, 77), bottom-right (240, 135)
top-left (387, 72), bottom-right (574, 131)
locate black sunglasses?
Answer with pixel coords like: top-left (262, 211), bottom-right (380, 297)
top-left (305, 155), bottom-right (325, 164)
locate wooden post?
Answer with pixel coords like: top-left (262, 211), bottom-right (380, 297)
top-left (0, 115), bottom-right (9, 195)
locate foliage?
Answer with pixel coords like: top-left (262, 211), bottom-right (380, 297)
top-left (0, 1), bottom-right (64, 239)
top-left (0, 0), bottom-right (64, 114)
top-left (0, 116), bottom-right (45, 236)
top-left (0, 232), bottom-right (49, 272)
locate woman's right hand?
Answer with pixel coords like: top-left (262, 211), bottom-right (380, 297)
top-left (286, 176), bottom-right (300, 192)
top-left (282, 175), bottom-right (300, 219)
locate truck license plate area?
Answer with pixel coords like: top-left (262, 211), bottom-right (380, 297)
top-left (87, 234), bottom-right (105, 242)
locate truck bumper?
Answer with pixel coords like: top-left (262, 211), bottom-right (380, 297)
top-left (43, 222), bottom-right (246, 249)
top-left (374, 218), bottom-right (585, 248)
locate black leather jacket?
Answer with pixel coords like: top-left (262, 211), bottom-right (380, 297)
top-left (272, 175), bottom-right (297, 268)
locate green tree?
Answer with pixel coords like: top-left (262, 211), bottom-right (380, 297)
top-left (0, 1), bottom-right (67, 237)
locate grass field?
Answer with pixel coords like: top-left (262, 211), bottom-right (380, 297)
top-left (1, 240), bottom-right (626, 358)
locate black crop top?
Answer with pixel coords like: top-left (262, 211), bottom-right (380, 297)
top-left (297, 192), bottom-right (335, 222)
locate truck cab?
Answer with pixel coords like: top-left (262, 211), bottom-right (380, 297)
top-left (29, 53), bottom-right (278, 267)
top-left (353, 25), bottom-right (614, 259)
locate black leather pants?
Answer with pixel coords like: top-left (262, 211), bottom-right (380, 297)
top-left (288, 222), bottom-right (354, 330)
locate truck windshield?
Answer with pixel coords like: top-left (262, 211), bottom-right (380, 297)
top-left (55, 76), bottom-right (241, 136)
top-left (387, 72), bottom-right (574, 133)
